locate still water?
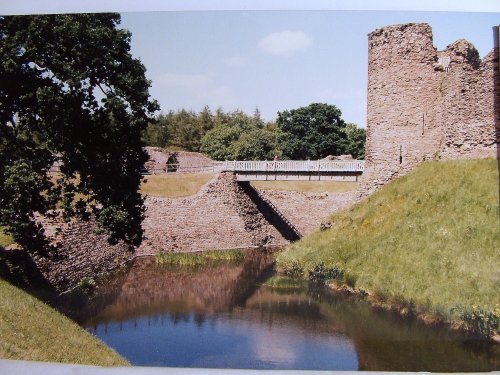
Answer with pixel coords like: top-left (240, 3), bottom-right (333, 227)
top-left (60, 250), bottom-right (498, 371)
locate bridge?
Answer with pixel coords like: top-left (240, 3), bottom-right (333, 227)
top-left (212, 159), bottom-right (365, 181)
top-left (163, 159), bottom-right (364, 181)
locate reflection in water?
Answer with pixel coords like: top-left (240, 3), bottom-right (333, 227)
top-left (61, 250), bottom-right (498, 371)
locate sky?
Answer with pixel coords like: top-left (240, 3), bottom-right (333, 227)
top-left (119, 10), bottom-right (499, 127)
top-left (1, 1), bottom-right (499, 127)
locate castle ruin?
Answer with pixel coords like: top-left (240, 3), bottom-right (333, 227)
top-left (358, 23), bottom-right (500, 197)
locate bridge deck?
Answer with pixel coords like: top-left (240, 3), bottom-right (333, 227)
top-left (213, 160), bottom-right (364, 173)
top-left (160, 160), bottom-right (364, 181)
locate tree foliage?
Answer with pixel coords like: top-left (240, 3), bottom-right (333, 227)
top-left (231, 128), bottom-right (277, 161)
top-left (277, 103), bottom-right (349, 160)
top-left (199, 124), bottom-right (242, 161)
top-left (143, 106), bottom-right (280, 161)
top-left (344, 123), bottom-right (366, 159)
top-left (0, 14), bottom-right (158, 251)
top-left (142, 106), bottom-right (215, 152)
top-left (199, 109), bottom-right (281, 161)
top-left (144, 104), bottom-right (365, 162)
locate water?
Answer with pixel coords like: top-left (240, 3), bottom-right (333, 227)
top-left (59, 250), bottom-right (499, 371)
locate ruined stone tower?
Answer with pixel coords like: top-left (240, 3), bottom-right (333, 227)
top-left (358, 23), bottom-right (499, 197)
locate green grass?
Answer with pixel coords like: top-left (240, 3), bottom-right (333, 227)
top-left (264, 275), bottom-right (308, 289)
top-left (0, 227), bottom-right (14, 248)
top-left (278, 159), bottom-right (500, 336)
top-left (251, 180), bottom-right (357, 193)
top-left (0, 278), bottom-right (128, 365)
top-left (140, 173), bottom-right (215, 198)
top-left (155, 249), bottom-right (245, 267)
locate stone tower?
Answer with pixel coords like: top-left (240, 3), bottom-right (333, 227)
top-left (358, 23), bottom-right (499, 197)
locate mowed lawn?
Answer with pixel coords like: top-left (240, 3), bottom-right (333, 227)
top-left (140, 173), bottom-right (215, 198)
top-left (140, 173), bottom-right (356, 197)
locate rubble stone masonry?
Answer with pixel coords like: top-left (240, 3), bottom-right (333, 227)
top-left (358, 23), bottom-right (499, 197)
top-left (137, 172), bottom-right (288, 256)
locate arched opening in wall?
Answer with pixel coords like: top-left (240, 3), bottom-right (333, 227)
top-left (399, 145), bottom-right (403, 164)
top-left (166, 154), bottom-right (179, 173)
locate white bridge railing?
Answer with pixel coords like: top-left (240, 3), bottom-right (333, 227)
top-left (213, 159), bottom-right (364, 173)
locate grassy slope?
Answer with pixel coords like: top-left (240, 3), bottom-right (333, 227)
top-left (0, 227), bottom-right (14, 248)
top-left (140, 173), bottom-right (214, 198)
top-left (0, 279), bottom-right (128, 366)
top-left (278, 159), bottom-right (500, 317)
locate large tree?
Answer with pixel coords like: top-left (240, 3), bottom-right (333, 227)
top-left (344, 123), bottom-right (366, 159)
top-left (0, 14), bottom-right (158, 251)
top-left (277, 103), bottom-right (348, 160)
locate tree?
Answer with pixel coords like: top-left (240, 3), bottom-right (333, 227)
top-left (252, 107), bottom-right (264, 128)
top-left (277, 103), bottom-right (348, 160)
top-left (142, 114), bottom-right (169, 148)
top-left (231, 128), bottom-right (277, 160)
top-left (0, 14), bottom-right (158, 251)
top-left (198, 105), bottom-right (215, 134)
top-left (344, 123), bottom-right (366, 159)
top-left (200, 124), bottom-right (241, 160)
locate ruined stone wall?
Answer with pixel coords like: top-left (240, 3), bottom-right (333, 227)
top-left (144, 147), bottom-right (171, 174)
top-left (1, 172), bottom-right (294, 293)
top-left (0, 215), bottom-right (134, 293)
top-left (439, 43), bottom-right (499, 159)
top-left (174, 151), bottom-right (215, 173)
top-left (258, 190), bottom-right (356, 235)
top-left (359, 23), bottom-right (499, 197)
top-left (36, 215), bottom-right (133, 292)
top-left (144, 147), bottom-right (215, 174)
top-left (137, 172), bottom-right (288, 255)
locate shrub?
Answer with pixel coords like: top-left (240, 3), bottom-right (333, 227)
top-left (308, 262), bottom-right (343, 286)
top-left (78, 277), bottom-right (96, 294)
top-left (283, 260), bottom-right (304, 279)
top-left (455, 305), bottom-right (499, 340)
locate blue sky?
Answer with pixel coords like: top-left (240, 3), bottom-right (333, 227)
top-left (119, 10), bottom-right (499, 127)
top-left (1, 1), bottom-right (499, 127)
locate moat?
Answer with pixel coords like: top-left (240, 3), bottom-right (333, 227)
top-left (57, 250), bottom-right (498, 371)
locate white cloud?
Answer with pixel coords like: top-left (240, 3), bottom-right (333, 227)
top-left (223, 56), bottom-right (248, 66)
top-left (258, 30), bottom-right (312, 56)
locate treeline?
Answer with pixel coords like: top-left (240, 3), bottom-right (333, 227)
top-left (142, 103), bottom-right (365, 160)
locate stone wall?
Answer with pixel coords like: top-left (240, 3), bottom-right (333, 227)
top-left (144, 147), bottom-right (215, 174)
top-left (258, 190), bottom-right (356, 235)
top-left (1, 215), bottom-right (133, 293)
top-left (144, 147), bottom-right (171, 174)
top-left (358, 23), bottom-right (499, 197)
top-left (0, 173), bottom-right (290, 293)
top-left (137, 172), bottom-right (288, 255)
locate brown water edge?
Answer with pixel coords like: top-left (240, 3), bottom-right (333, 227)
top-left (251, 287), bottom-right (499, 371)
top-left (322, 278), bottom-right (500, 345)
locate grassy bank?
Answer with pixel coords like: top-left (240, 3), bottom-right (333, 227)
top-left (140, 173), bottom-right (214, 198)
top-left (251, 180), bottom-right (357, 193)
top-left (0, 227), bottom-right (14, 248)
top-left (155, 249), bottom-right (245, 267)
top-left (278, 159), bottom-right (499, 338)
top-left (0, 279), bottom-right (128, 365)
